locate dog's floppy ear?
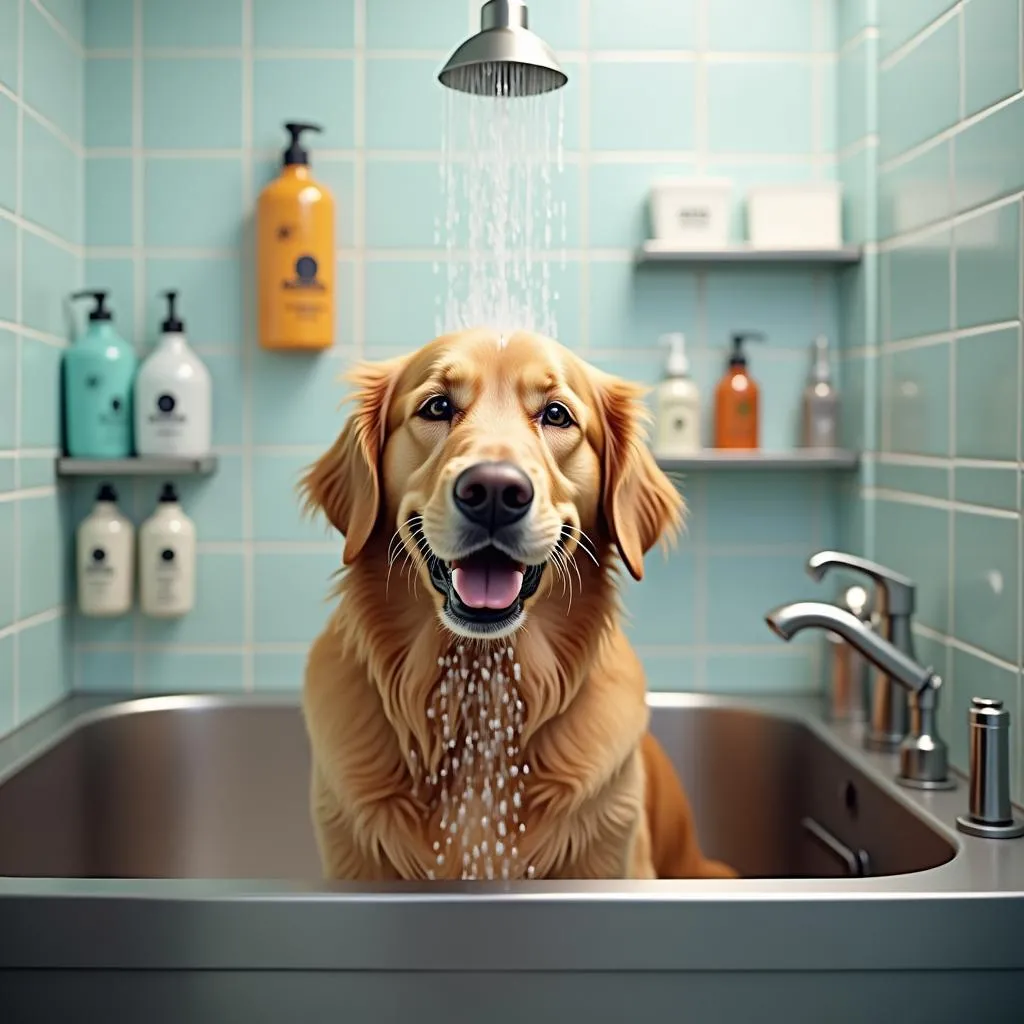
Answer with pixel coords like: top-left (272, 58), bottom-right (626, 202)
top-left (596, 373), bottom-right (684, 581)
top-left (300, 357), bottom-right (404, 565)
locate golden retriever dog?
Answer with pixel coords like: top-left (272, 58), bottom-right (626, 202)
top-left (300, 327), bottom-right (736, 882)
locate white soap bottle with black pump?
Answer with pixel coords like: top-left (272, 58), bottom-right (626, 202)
top-left (76, 482), bottom-right (135, 617)
top-left (139, 482), bottom-right (196, 618)
top-left (653, 332), bottom-right (702, 457)
top-left (134, 290), bottom-right (212, 458)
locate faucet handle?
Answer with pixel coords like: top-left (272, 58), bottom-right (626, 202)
top-left (807, 550), bottom-right (915, 618)
top-left (956, 698), bottom-right (1024, 839)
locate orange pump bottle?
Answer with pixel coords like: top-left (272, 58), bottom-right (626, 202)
top-left (257, 122), bottom-right (335, 351)
top-left (714, 332), bottom-right (764, 449)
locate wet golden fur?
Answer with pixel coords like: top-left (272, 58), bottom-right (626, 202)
top-left (300, 328), bottom-right (736, 881)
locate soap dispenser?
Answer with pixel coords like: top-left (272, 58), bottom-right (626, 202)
top-left (714, 331), bottom-right (764, 449)
top-left (139, 482), bottom-right (196, 619)
top-left (653, 332), bottom-right (702, 457)
top-left (134, 290), bottom-right (212, 458)
top-left (256, 121), bottom-right (335, 351)
top-left (65, 290), bottom-right (137, 458)
top-left (76, 482), bottom-right (134, 617)
top-left (799, 334), bottom-right (840, 448)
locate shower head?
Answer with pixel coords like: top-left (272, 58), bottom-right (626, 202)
top-left (438, 0), bottom-right (568, 97)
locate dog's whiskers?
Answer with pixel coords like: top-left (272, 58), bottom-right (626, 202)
top-left (559, 524), bottom-right (600, 567)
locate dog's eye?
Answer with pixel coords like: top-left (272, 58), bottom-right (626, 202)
top-left (541, 402), bottom-right (574, 428)
top-left (418, 395), bottom-right (455, 422)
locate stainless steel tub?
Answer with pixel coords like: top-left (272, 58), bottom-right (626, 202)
top-left (0, 692), bottom-right (1021, 1024)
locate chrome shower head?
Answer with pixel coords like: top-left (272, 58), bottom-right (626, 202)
top-left (438, 0), bottom-right (568, 97)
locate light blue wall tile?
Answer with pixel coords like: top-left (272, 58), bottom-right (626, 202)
top-left (0, 458), bottom-right (14, 493)
top-left (252, 452), bottom-right (336, 543)
top-left (142, 0), bottom-right (241, 48)
top-left (42, 0), bottom-right (84, 43)
top-left (143, 58), bottom-right (243, 149)
top-left (253, 551), bottom-right (340, 644)
top-left (587, 162), bottom-right (697, 248)
top-left (85, 58), bottom-right (133, 148)
top-left (879, 15), bottom-right (959, 161)
top-left (144, 257), bottom-right (242, 346)
top-left (954, 466), bottom-right (1017, 511)
top-left (253, 651), bottom-right (305, 691)
top-left (963, 0), bottom-right (1021, 116)
top-left (589, 0), bottom-right (695, 49)
top-left (884, 340), bottom-right (951, 456)
top-left (621, 549), bottom-right (697, 647)
top-left (0, 503), bottom-right (13, 627)
top-left (885, 228), bottom-right (951, 340)
top-left (0, 0), bottom-right (18, 89)
top-left (18, 615), bottom-right (69, 723)
top-left (879, 0), bottom-right (958, 57)
top-left (953, 511), bottom-right (1018, 663)
top-left (85, 0), bottom-right (133, 49)
top-left (251, 350), bottom-right (352, 445)
top-left (252, 58), bottom-right (354, 150)
top-left (703, 473), bottom-right (821, 547)
top-left (839, 0), bottom-right (878, 44)
top-left (708, 0), bottom-right (814, 51)
top-left (73, 604), bottom-right (135, 646)
top-left (365, 260), bottom-right (446, 348)
top-left (366, 0), bottom-right (466, 50)
top-left (532, 0), bottom-right (581, 50)
top-left (708, 62), bottom-right (813, 154)
top-left (954, 95), bottom-right (1024, 213)
top-left (165, 455), bottom-right (244, 543)
top-left (636, 651), bottom-right (699, 693)
top-left (77, 649), bottom-right (135, 693)
top-left (85, 157), bottom-right (132, 247)
top-left (955, 327), bottom-right (1019, 461)
top-left (875, 461), bottom-right (949, 499)
top-left (140, 552), bottom-right (246, 645)
top-left (0, 221), bottom-right (15, 322)
top-left (19, 454), bottom-right (57, 488)
top-left (144, 158), bottom-right (244, 248)
top-left (19, 336), bottom-right (62, 448)
top-left (252, 0), bottom-right (354, 49)
top-left (22, 117), bottom-right (81, 245)
top-left (19, 493), bottom-right (65, 618)
top-left (21, 233), bottom-right (79, 338)
top-left (755, 352), bottom-right (817, 451)
top-left (365, 58), bottom-right (444, 150)
top-left (83, 257), bottom-right (134, 338)
top-left (706, 649), bottom-right (818, 694)
top-left (140, 652), bottom-right (245, 694)
top-left (0, 94), bottom-right (16, 212)
top-left (839, 144), bottom-right (878, 245)
top-left (838, 34), bottom-right (877, 148)
top-left (588, 261), bottom-right (698, 353)
top-left (874, 498), bottom-right (950, 633)
top-left (0, 634), bottom-right (12, 735)
top-left (365, 159), bottom-right (445, 249)
top-left (590, 61), bottom-right (695, 151)
top-left (0, 332), bottom-right (15, 448)
top-left (955, 203), bottom-right (1020, 329)
top-left (878, 141), bottom-right (951, 240)
top-left (838, 253), bottom-right (879, 350)
top-left (23, 0), bottom-right (81, 142)
top-left (202, 351), bottom-right (244, 446)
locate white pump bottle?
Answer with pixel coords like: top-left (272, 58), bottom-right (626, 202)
top-left (653, 332), bottom-right (702, 457)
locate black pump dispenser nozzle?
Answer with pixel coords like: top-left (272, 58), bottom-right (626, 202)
top-left (282, 122), bottom-right (323, 167)
top-left (96, 482), bottom-right (118, 503)
top-left (71, 289), bottom-right (113, 322)
top-left (158, 482), bottom-right (179, 504)
top-left (160, 289), bottom-right (185, 333)
top-left (728, 331), bottom-right (766, 368)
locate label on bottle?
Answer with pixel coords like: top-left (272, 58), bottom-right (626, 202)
top-left (147, 391), bottom-right (187, 439)
top-left (656, 394), bottom-right (700, 453)
top-left (278, 242), bottom-right (331, 325)
top-left (82, 545), bottom-right (116, 590)
top-left (152, 545), bottom-right (185, 608)
top-left (85, 371), bottom-right (131, 443)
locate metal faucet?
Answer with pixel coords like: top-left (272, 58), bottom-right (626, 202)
top-left (765, 601), bottom-right (955, 791)
top-left (805, 551), bottom-right (916, 752)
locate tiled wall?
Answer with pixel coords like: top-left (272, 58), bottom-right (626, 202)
top-left (70, 0), bottom-right (844, 697)
top-left (0, 0), bottom-right (83, 739)
top-left (856, 0), bottom-right (1024, 801)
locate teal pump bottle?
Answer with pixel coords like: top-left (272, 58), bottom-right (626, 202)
top-left (64, 291), bottom-right (138, 458)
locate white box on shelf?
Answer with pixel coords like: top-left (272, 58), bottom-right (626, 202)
top-left (746, 182), bottom-right (843, 250)
top-left (649, 178), bottom-right (732, 249)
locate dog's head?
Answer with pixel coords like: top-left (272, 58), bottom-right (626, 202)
top-left (302, 329), bottom-right (683, 640)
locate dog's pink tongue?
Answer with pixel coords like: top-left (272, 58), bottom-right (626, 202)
top-left (452, 565), bottom-right (524, 610)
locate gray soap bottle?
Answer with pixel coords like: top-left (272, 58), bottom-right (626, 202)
top-left (800, 335), bottom-right (840, 448)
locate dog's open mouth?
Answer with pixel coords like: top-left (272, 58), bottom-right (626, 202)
top-left (424, 542), bottom-right (545, 632)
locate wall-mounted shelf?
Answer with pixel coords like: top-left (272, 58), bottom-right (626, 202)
top-left (656, 450), bottom-right (860, 472)
top-left (55, 456), bottom-right (218, 477)
top-left (636, 242), bottom-right (863, 265)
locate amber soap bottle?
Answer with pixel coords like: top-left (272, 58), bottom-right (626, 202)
top-left (714, 331), bottom-right (764, 449)
top-left (256, 122), bottom-right (335, 351)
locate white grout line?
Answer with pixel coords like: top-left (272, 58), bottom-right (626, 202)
top-left (0, 208), bottom-right (85, 257)
top-left (29, 0), bottom-right (84, 58)
top-left (0, 605), bottom-right (65, 642)
top-left (878, 1), bottom-right (962, 73)
top-left (866, 487), bottom-right (1021, 519)
top-left (838, 26), bottom-right (880, 58)
top-left (915, 622), bottom-right (1021, 676)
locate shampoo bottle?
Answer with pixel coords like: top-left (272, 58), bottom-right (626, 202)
top-left (256, 122), bottom-right (335, 351)
top-left (799, 334), bottom-right (840, 448)
top-left (76, 482), bottom-right (134, 617)
top-left (713, 331), bottom-right (764, 449)
top-left (139, 483), bottom-right (196, 619)
top-left (653, 332), bottom-right (702, 457)
top-left (134, 290), bottom-right (212, 457)
top-left (65, 290), bottom-right (137, 458)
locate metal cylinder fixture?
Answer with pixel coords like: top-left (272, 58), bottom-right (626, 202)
top-left (956, 697), bottom-right (1024, 839)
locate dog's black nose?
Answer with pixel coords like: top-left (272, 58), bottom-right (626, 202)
top-left (453, 461), bottom-right (534, 530)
